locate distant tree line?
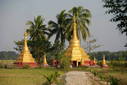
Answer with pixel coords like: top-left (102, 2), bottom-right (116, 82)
top-left (0, 51), bottom-right (18, 60)
top-left (90, 50), bottom-right (127, 61)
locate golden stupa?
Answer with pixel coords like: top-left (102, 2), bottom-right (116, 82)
top-left (15, 32), bottom-right (37, 67)
top-left (65, 16), bottom-right (90, 67)
top-left (102, 55), bottom-right (108, 67)
top-left (43, 55), bottom-right (49, 67)
top-left (93, 57), bottom-right (97, 65)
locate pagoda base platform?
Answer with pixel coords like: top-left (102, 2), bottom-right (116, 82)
top-left (42, 64), bottom-right (49, 67)
top-left (81, 60), bottom-right (97, 66)
top-left (101, 64), bottom-right (108, 68)
top-left (14, 62), bottom-right (38, 68)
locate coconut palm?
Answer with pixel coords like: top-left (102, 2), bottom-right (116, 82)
top-left (66, 6), bottom-right (91, 41)
top-left (48, 10), bottom-right (68, 48)
top-left (26, 16), bottom-right (49, 41)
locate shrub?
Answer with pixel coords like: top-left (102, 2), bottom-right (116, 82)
top-left (0, 63), bottom-right (5, 68)
top-left (60, 55), bottom-right (71, 71)
top-left (109, 76), bottom-right (120, 85)
top-left (43, 71), bottom-right (60, 85)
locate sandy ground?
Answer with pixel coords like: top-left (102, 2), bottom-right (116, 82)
top-left (63, 71), bottom-right (109, 85)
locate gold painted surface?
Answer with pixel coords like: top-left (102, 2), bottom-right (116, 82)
top-left (43, 55), bottom-right (48, 65)
top-left (16, 32), bottom-right (36, 63)
top-left (93, 57), bottom-right (97, 64)
top-left (102, 55), bottom-right (106, 65)
top-left (65, 16), bottom-right (90, 64)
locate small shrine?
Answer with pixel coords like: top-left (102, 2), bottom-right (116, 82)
top-left (101, 55), bottom-right (108, 67)
top-left (65, 16), bottom-right (91, 67)
top-left (93, 57), bottom-right (97, 65)
top-left (14, 32), bottom-right (37, 67)
top-left (42, 55), bottom-right (49, 67)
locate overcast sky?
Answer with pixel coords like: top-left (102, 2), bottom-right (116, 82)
top-left (0, 0), bottom-right (126, 52)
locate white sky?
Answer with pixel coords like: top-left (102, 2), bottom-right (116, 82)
top-left (0, 0), bottom-right (126, 52)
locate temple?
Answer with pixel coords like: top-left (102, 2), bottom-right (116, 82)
top-left (14, 32), bottom-right (37, 67)
top-left (65, 16), bottom-right (91, 67)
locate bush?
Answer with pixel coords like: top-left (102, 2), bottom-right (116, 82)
top-left (109, 76), bottom-right (120, 85)
top-left (43, 71), bottom-right (60, 85)
top-left (0, 63), bottom-right (5, 68)
top-left (60, 55), bottom-right (71, 71)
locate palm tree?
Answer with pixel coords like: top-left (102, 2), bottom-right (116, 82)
top-left (26, 16), bottom-right (49, 41)
top-left (26, 16), bottom-right (50, 64)
top-left (66, 6), bottom-right (91, 41)
top-left (48, 10), bottom-right (68, 48)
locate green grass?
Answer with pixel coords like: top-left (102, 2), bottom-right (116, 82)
top-left (0, 60), bottom-right (15, 64)
top-left (0, 68), bottom-right (64, 85)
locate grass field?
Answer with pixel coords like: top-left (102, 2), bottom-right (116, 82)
top-left (88, 67), bottom-right (127, 85)
top-left (0, 68), bottom-right (63, 85)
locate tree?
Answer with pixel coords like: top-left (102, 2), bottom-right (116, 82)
top-left (0, 51), bottom-right (18, 60)
top-left (48, 10), bottom-right (68, 48)
top-left (102, 0), bottom-right (127, 36)
top-left (85, 38), bottom-right (102, 53)
top-left (66, 6), bottom-right (91, 41)
top-left (26, 16), bottom-right (50, 64)
top-left (26, 16), bottom-right (49, 41)
top-left (14, 40), bottom-right (24, 53)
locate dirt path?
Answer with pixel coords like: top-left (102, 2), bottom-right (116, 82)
top-left (62, 71), bottom-right (108, 85)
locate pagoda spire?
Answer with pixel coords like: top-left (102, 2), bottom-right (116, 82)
top-left (24, 32), bottom-right (29, 52)
top-left (72, 16), bottom-right (78, 40)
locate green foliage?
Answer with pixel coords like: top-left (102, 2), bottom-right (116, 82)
top-left (102, 0), bottom-right (127, 36)
top-left (90, 51), bottom-right (127, 61)
top-left (49, 41), bottom-right (65, 59)
top-left (66, 6), bottom-right (91, 41)
top-left (91, 70), bottom-right (98, 77)
top-left (60, 55), bottom-right (71, 71)
top-left (43, 71), bottom-right (60, 85)
top-left (0, 51), bottom-right (18, 60)
top-left (48, 10), bottom-right (68, 48)
top-left (109, 76), bottom-right (120, 85)
top-left (14, 40), bottom-right (23, 52)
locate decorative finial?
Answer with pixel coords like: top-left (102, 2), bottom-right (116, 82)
top-left (24, 32), bottom-right (28, 40)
